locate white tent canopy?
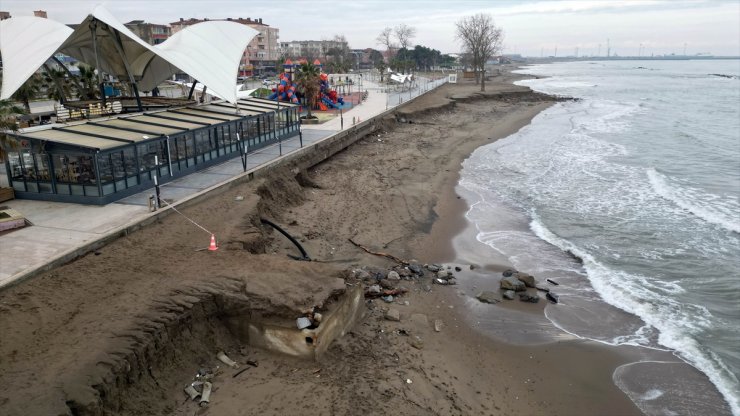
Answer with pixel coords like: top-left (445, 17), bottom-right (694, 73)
top-left (0, 5), bottom-right (257, 104)
top-left (152, 20), bottom-right (257, 103)
top-left (0, 16), bottom-right (73, 100)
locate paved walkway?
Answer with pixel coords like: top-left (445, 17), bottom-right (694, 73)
top-left (0, 75), bottom-right (447, 288)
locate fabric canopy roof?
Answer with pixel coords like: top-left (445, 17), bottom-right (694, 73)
top-left (151, 20), bottom-right (257, 103)
top-left (0, 16), bottom-right (73, 100)
top-left (0, 5), bottom-right (257, 104)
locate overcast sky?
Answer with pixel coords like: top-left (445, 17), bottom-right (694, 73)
top-left (1, 0), bottom-right (739, 57)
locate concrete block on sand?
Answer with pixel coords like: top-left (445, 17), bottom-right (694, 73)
top-left (385, 308), bottom-right (401, 321)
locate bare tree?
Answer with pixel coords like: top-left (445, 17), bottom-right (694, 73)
top-left (455, 13), bottom-right (504, 92)
top-left (394, 24), bottom-right (417, 50)
top-left (376, 27), bottom-right (396, 60)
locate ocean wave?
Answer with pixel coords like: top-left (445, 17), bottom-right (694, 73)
top-left (647, 168), bottom-right (740, 234)
top-left (529, 214), bottom-right (740, 415)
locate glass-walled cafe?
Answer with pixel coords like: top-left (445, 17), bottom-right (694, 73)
top-left (2, 98), bottom-right (300, 205)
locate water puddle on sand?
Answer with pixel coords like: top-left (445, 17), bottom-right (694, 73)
top-left (614, 361), bottom-right (732, 416)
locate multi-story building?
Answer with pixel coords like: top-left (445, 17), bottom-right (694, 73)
top-left (171, 17), bottom-right (279, 76)
top-left (33, 10), bottom-right (47, 18)
top-left (279, 39), bottom-right (349, 61)
top-left (124, 20), bottom-right (171, 45)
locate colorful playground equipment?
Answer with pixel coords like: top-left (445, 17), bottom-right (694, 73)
top-left (317, 72), bottom-right (345, 110)
top-left (268, 59), bottom-right (345, 110)
top-left (267, 72), bottom-right (299, 104)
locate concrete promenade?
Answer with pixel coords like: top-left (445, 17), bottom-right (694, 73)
top-left (0, 75), bottom-right (447, 288)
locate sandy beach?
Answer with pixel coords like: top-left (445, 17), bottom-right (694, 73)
top-left (0, 71), bottom-right (646, 415)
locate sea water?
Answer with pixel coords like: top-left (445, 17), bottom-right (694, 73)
top-left (459, 60), bottom-right (740, 415)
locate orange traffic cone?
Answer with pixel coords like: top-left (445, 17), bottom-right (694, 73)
top-left (208, 234), bottom-right (218, 251)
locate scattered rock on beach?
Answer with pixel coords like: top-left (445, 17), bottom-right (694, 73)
top-left (502, 269), bottom-right (516, 277)
top-left (500, 276), bottom-right (526, 292)
top-left (434, 319), bottom-right (443, 332)
top-left (387, 271), bottom-right (400, 280)
top-left (437, 270), bottom-right (449, 279)
top-left (408, 264), bottom-right (422, 275)
top-left (408, 336), bottom-right (424, 350)
top-left (385, 308), bottom-right (401, 321)
top-left (476, 291), bottom-right (502, 304)
top-left (514, 272), bottom-right (536, 288)
top-left (427, 264), bottom-right (442, 272)
top-left (356, 270), bottom-right (371, 281)
top-left (519, 293), bottom-right (540, 303)
top-left (379, 279), bottom-right (396, 289)
top-left (546, 292), bottom-right (559, 304)
top-left (503, 290), bottom-right (516, 300)
top-left (535, 285), bottom-right (550, 293)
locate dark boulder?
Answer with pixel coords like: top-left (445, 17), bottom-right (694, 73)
top-left (500, 276), bottom-right (526, 292)
top-left (519, 293), bottom-right (540, 303)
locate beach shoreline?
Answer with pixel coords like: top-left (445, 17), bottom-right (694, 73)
top-left (0, 69), bottom-right (653, 415)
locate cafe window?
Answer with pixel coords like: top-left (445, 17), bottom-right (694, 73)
top-left (123, 147), bottom-right (138, 187)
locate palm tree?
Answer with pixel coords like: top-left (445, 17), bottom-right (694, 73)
top-left (0, 99), bottom-right (25, 162)
top-left (43, 65), bottom-right (72, 103)
top-left (11, 74), bottom-right (42, 113)
top-left (74, 64), bottom-right (99, 100)
top-left (294, 61), bottom-right (321, 119)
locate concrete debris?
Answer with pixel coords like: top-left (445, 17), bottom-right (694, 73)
top-left (217, 351), bottom-right (239, 368)
top-left (184, 383), bottom-right (201, 401)
top-left (385, 308), bottom-right (401, 321)
top-left (408, 336), bottom-right (424, 350)
top-left (434, 319), bottom-right (443, 332)
top-left (296, 317), bottom-right (313, 330)
top-left (200, 381), bottom-right (212, 407)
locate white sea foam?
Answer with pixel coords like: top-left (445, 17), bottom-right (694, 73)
top-left (647, 168), bottom-right (740, 234)
top-left (640, 389), bottom-right (664, 401)
top-left (529, 215), bottom-right (740, 416)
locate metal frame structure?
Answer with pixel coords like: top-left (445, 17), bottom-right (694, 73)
top-left (2, 99), bottom-right (300, 205)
